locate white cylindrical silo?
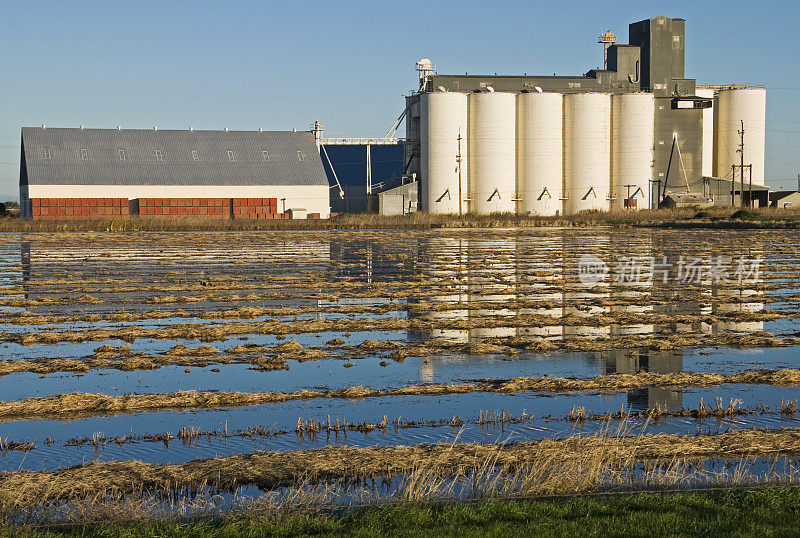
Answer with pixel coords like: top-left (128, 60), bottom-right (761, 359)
top-left (611, 93), bottom-right (654, 211)
top-left (714, 88), bottom-right (766, 186)
top-left (468, 92), bottom-right (516, 214)
top-left (420, 92), bottom-right (468, 213)
top-left (516, 92), bottom-right (563, 216)
top-left (696, 88), bottom-right (715, 178)
top-left (564, 93), bottom-right (611, 215)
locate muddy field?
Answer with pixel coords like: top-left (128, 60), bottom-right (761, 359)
top-left (1, 227), bottom-right (799, 523)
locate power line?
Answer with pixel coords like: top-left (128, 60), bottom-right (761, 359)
top-left (766, 154), bottom-right (800, 167)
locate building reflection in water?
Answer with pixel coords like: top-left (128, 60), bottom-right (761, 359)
top-left (409, 230), bottom-right (765, 411)
top-left (16, 233), bottom-right (765, 410)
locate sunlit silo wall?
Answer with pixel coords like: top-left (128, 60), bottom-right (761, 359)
top-left (467, 92), bottom-right (516, 214)
top-left (516, 92), bottom-right (563, 216)
top-left (611, 93), bottom-right (654, 211)
top-left (419, 92), bottom-right (468, 213)
top-left (714, 88), bottom-right (766, 186)
top-left (695, 88), bottom-right (715, 178)
top-left (564, 93), bottom-right (611, 214)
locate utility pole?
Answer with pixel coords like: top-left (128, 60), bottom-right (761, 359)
top-left (456, 127), bottom-right (463, 216)
top-left (730, 165), bottom-right (735, 207)
top-left (651, 179), bottom-right (663, 208)
top-left (738, 120), bottom-right (745, 208)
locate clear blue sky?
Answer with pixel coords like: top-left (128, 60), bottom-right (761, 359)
top-left (1, 0), bottom-right (798, 200)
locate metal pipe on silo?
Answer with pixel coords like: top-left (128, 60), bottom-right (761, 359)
top-left (467, 92), bottom-right (516, 214)
top-left (564, 93), bottom-right (611, 215)
top-left (516, 92), bottom-right (563, 216)
top-left (611, 93), bottom-right (654, 211)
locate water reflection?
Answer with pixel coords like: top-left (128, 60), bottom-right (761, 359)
top-left (9, 229), bottom-right (768, 413)
top-left (407, 230), bottom-right (764, 410)
top-left (602, 349), bottom-right (684, 410)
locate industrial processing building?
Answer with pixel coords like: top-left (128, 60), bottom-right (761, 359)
top-left (405, 15), bottom-right (768, 215)
top-left (18, 14), bottom-right (768, 220)
top-left (19, 127), bottom-right (331, 219)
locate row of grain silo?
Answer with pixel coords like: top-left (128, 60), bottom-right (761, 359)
top-left (419, 91), bottom-right (655, 216)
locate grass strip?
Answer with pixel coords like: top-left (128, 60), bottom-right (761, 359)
top-left (2, 207), bottom-right (800, 232)
top-left (8, 486), bottom-right (800, 536)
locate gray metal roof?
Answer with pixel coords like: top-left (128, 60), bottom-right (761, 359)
top-left (21, 127), bottom-right (329, 187)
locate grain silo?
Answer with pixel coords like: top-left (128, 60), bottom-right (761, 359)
top-left (611, 93), bottom-right (654, 211)
top-left (516, 92), bottom-right (563, 216)
top-left (564, 93), bottom-right (611, 214)
top-left (419, 92), bottom-right (468, 213)
top-left (467, 92), bottom-right (516, 214)
top-left (714, 88), bottom-right (767, 186)
top-left (406, 15), bottom-right (769, 215)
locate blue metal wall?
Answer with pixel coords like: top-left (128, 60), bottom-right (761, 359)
top-left (321, 144), bottom-right (404, 213)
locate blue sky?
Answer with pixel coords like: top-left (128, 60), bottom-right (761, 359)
top-left (1, 0), bottom-right (798, 199)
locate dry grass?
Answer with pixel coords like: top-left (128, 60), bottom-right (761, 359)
top-left (4, 314), bottom-right (795, 349)
top-left (3, 426), bottom-right (800, 523)
top-left (0, 340), bottom-right (338, 377)
top-left (2, 368), bottom-right (800, 421)
top-left (2, 207), bottom-right (800, 232)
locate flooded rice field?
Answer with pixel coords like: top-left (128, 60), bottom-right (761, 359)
top-left (1, 227), bottom-right (800, 519)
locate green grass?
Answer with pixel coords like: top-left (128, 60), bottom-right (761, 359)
top-left (14, 487), bottom-right (800, 537)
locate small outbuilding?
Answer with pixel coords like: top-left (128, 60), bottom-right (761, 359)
top-left (770, 191), bottom-right (800, 209)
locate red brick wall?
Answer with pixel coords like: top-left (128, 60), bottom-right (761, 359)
top-left (30, 198), bottom-right (130, 220)
top-left (29, 197), bottom-right (325, 220)
top-left (136, 198), bottom-right (231, 219)
top-left (231, 198), bottom-right (281, 220)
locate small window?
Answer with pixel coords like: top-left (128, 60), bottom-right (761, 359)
top-left (40, 147), bottom-right (52, 160)
top-left (227, 150), bottom-right (236, 162)
top-left (262, 150), bottom-right (270, 162)
top-left (154, 149), bottom-right (164, 162)
top-left (191, 150), bottom-right (199, 162)
top-left (296, 150), bottom-right (305, 162)
top-left (118, 149), bottom-right (127, 161)
top-left (79, 148), bottom-right (90, 160)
